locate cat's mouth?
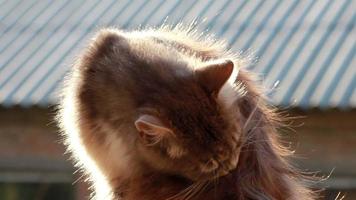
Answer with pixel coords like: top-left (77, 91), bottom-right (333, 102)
top-left (204, 159), bottom-right (239, 181)
top-left (194, 158), bottom-right (239, 181)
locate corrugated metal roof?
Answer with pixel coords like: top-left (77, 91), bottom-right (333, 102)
top-left (0, 0), bottom-right (355, 109)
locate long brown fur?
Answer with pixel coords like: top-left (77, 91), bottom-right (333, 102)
top-left (57, 24), bottom-right (316, 200)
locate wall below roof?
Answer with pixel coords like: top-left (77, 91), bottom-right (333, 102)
top-left (0, 107), bottom-right (71, 180)
top-left (0, 107), bottom-right (88, 200)
top-left (287, 109), bottom-right (356, 178)
top-left (286, 109), bottom-right (356, 198)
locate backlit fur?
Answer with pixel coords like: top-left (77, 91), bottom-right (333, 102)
top-left (57, 25), bottom-right (316, 200)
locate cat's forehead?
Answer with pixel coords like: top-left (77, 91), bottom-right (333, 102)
top-left (123, 31), bottom-right (204, 69)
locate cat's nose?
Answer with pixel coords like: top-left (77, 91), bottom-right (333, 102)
top-left (201, 159), bottom-right (219, 173)
top-left (216, 146), bottom-right (230, 161)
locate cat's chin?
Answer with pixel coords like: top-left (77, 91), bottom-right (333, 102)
top-left (186, 169), bottom-right (232, 182)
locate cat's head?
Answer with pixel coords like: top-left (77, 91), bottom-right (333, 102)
top-left (76, 30), bottom-right (243, 182)
top-left (134, 59), bottom-right (242, 181)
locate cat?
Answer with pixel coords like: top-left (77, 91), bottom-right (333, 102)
top-left (57, 25), bottom-right (316, 200)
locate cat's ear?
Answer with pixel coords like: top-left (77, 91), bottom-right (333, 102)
top-left (134, 114), bottom-right (172, 144)
top-left (196, 60), bottom-right (234, 95)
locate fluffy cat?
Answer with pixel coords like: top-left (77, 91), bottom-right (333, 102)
top-left (57, 25), bottom-right (315, 200)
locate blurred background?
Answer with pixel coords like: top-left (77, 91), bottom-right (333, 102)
top-left (0, 0), bottom-right (355, 199)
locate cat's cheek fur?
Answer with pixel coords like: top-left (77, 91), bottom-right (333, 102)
top-left (80, 122), bottom-right (135, 185)
top-left (167, 144), bottom-right (186, 159)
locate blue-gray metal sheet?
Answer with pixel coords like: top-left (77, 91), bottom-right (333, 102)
top-left (0, 0), bottom-right (354, 109)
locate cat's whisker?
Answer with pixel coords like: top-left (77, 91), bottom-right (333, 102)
top-left (184, 181), bottom-right (207, 200)
top-left (166, 181), bottom-right (200, 200)
top-left (183, 181), bottom-right (208, 200)
top-left (197, 181), bottom-right (210, 199)
top-left (201, 181), bottom-right (210, 196)
top-left (182, 182), bottom-right (203, 200)
top-left (173, 184), bottom-right (196, 200)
